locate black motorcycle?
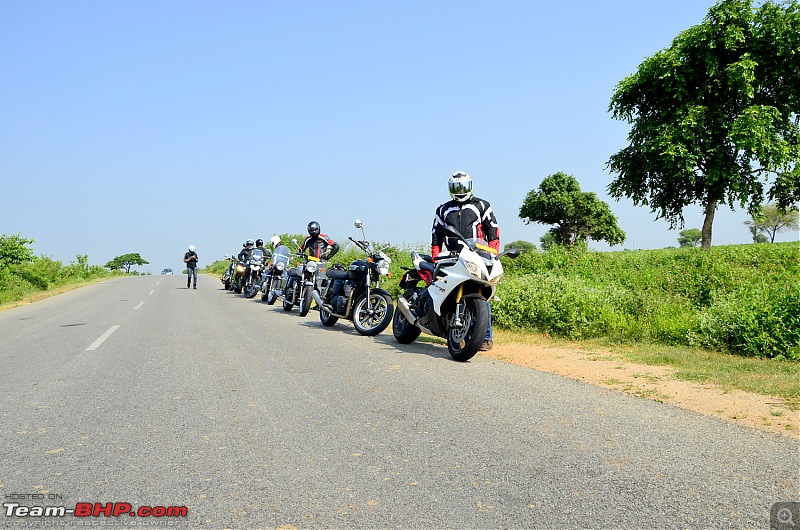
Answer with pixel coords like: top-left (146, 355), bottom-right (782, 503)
top-left (261, 245), bottom-right (291, 305)
top-left (278, 240), bottom-right (323, 317)
top-left (313, 219), bottom-right (394, 336)
top-left (220, 256), bottom-right (235, 290)
top-left (242, 248), bottom-right (267, 299)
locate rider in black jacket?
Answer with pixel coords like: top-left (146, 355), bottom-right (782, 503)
top-left (431, 172), bottom-right (501, 351)
top-left (300, 222), bottom-right (339, 260)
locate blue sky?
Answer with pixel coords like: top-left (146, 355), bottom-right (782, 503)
top-left (2, 1), bottom-right (795, 273)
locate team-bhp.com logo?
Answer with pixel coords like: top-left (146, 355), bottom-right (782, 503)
top-left (4, 501), bottom-right (188, 519)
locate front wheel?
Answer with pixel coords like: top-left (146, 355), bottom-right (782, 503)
top-left (244, 280), bottom-right (258, 298)
top-left (392, 301), bottom-right (421, 344)
top-left (298, 285), bottom-right (314, 317)
top-left (353, 293), bottom-right (393, 336)
top-left (447, 297), bottom-right (489, 362)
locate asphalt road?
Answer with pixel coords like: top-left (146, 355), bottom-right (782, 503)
top-left (0, 274), bottom-right (797, 529)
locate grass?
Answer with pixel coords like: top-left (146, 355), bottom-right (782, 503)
top-left (0, 276), bottom-right (114, 313)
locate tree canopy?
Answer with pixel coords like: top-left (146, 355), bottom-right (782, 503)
top-left (105, 253), bottom-right (149, 273)
top-left (519, 172), bottom-right (626, 248)
top-left (504, 240), bottom-right (537, 253)
top-left (607, 0), bottom-right (800, 249)
top-left (0, 234), bottom-right (35, 268)
top-left (677, 228), bottom-right (703, 247)
top-left (744, 202), bottom-right (800, 242)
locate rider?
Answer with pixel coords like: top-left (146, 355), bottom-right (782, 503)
top-left (235, 239), bottom-right (255, 288)
top-left (431, 171), bottom-right (501, 351)
top-left (300, 222), bottom-right (339, 260)
top-left (238, 239), bottom-right (255, 262)
top-left (184, 244), bottom-right (198, 289)
top-left (300, 222), bottom-right (341, 302)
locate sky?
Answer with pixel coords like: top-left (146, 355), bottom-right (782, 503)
top-left (2, 1), bottom-right (797, 274)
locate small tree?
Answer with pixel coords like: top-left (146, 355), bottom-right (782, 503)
top-left (519, 172), bottom-right (626, 248)
top-left (105, 253), bottom-right (149, 273)
top-left (0, 233), bottom-right (35, 268)
top-left (677, 228), bottom-right (703, 247)
top-left (504, 240), bottom-right (537, 253)
top-left (744, 203), bottom-right (800, 242)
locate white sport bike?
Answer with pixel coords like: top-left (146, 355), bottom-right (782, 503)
top-left (392, 225), bottom-right (519, 362)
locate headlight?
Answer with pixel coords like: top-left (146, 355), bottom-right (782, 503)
top-left (275, 262), bottom-right (285, 271)
top-left (305, 262), bottom-right (318, 274)
top-left (465, 262), bottom-right (481, 277)
top-left (377, 259), bottom-right (390, 276)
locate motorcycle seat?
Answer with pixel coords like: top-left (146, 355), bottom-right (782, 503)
top-left (326, 269), bottom-right (349, 280)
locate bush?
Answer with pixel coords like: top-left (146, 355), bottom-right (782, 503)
top-left (492, 242), bottom-right (799, 359)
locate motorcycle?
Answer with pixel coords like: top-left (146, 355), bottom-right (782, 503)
top-left (242, 248), bottom-right (267, 299)
top-left (278, 240), bottom-right (324, 317)
top-left (312, 219), bottom-right (394, 336)
top-left (232, 258), bottom-right (249, 294)
top-left (392, 225), bottom-right (520, 362)
top-left (220, 256), bottom-right (235, 290)
top-left (261, 244), bottom-right (292, 305)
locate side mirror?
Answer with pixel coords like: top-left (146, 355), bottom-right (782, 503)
top-left (499, 248), bottom-right (521, 259)
top-left (291, 238), bottom-right (298, 245)
top-left (354, 219), bottom-right (363, 229)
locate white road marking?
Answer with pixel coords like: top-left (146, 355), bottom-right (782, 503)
top-left (156, 281), bottom-right (161, 286)
top-left (134, 302), bottom-right (144, 310)
top-left (86, 325), bottom-right (120, 351)
top-left (149, 290), bottom-right (155, 296)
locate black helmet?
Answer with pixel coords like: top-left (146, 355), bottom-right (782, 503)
top-left (256, 238), bottom-right (264, 247)
top-left (307, 221), bottom-right (321, 237)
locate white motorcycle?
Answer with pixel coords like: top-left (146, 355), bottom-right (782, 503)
top-left (393, 225), bottom-right (519, 362)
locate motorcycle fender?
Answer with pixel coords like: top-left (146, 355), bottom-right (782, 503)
top-left (367, 288), bottom-right (392, 298)
top-left (429, 276), bottom-right (469, 316)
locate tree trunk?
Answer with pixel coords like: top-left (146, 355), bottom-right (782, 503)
top-left (701, 199), bottom-right (717, 250)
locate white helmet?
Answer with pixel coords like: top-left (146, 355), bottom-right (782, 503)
top-left (270, 235), bottom-right (281, 248)
top-left (188, 245), bottom-right (196, 252)
top-left (449, 171), bottom-right (473, 202)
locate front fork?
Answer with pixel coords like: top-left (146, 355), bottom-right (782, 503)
top-left (451, 284), bottom-right (466, 329)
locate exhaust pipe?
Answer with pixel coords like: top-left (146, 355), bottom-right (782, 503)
top-left (311, 290), bottom-right (325, 308)
top-left (396, 296), bottom-right (418, 326)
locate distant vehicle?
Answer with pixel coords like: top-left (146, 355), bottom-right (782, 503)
top-left (161, 268), bottom-right (174, 275)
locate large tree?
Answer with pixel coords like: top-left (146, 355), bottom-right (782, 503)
top-left (607, 0), bottom-right (800, 249)
top-left (519, 172), bottom-right (626, 248)
top-left (105, 253), bottom-right (149, 273)
top-left (744, 202), bottom-right (800, 241)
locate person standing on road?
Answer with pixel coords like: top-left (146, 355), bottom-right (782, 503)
top-left (431, 171), bottom-right (501, 351)
top-left (184, 245), bottom-right (199, 289)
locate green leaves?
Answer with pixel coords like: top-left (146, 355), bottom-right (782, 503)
top-left (607, 0), bottom-right (800, 247)
top-left (519, 172), bottom-right (626, 247)
top-left (0, 234), bottom-right (35, 269)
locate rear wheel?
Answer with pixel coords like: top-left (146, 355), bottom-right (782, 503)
top-left (447, 297), bottom-right (489, 362)
top-left (353, 293), bottom-right (393, 336)
top-left (392, 300), bottom-right (421, 344)
top-left (319, 306), bottom-right (339, 326)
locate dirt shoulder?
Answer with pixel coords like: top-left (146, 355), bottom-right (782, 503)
top-left (482, 342), bottom-right (799, 440)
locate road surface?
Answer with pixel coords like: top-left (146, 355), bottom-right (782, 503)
top-left (1, 275), bottom-right (797, 529)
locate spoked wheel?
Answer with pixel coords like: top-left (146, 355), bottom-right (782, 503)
top-left (353, 293), bottom-right (394, 336)
top-left (447, 297), bottom-right (489, 362)
top-left (244, 282), bottom-right (258, 298)
top-left (392, 299), bottom-right (421, 344)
